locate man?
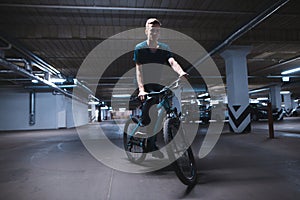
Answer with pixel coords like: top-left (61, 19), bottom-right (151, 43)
top-left (133, 18), bottom-right (187, 158)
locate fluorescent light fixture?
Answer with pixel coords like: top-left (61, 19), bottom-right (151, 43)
top-left (282, 76), bottom-right (290, 82)
top-left (31, 79), bottom-right (39, 83)
top-left (250, 99), bottom-right (259, 103)
top-left (100, 105), bottom-right (109, 110)
top-left (198, 93), bottom-right (209, 98)
top-left (190, 99), bottom-right (196, 104)
top-left (88, 101), bottom-right (99, 105)
top-left (119, 108), bottom-right (126, 112)
top-left (281, 67), bottom-right (300, 75)
top-left (112, 94), bottom-right (131, 98)
top-left (257, 97), bottom-right (269, 101)
top-left (280, 91), bottom-right (290, 94)
top-left (181, 100), bottom-right (190, 103)
top-left (249, 88), bottom-right (269, 94)
top-left (34, 73), bottom-right (45, 77)
top-left (50, 77), bottom-right (66, 83)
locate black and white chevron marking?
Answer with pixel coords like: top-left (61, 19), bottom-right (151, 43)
top-left (284, 108), bottom-right (293, 117)
top-left (228, 104), bottom-right (251, 133)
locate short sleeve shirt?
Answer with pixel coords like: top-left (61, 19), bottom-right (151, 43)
top-left (133, 41), bottom-right (172, 65)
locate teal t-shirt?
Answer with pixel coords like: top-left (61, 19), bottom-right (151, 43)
top-left (133, 41), bottom-right (172, 65)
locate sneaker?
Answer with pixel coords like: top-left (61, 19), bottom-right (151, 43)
top-left (151, 150), bottom-right (164, 159)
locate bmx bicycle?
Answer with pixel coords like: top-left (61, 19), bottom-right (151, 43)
top-left (123, 79), bottom-right (197, 185)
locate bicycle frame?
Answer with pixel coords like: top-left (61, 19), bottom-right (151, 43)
top-left (128, 87), bottom-right (178, 139)
top-left (124, 79), bottom-right (198, 185)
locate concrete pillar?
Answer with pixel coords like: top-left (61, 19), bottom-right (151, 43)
top-left (221, 46), bottom-right (251, 133)
top-left (283, 93), bottom-right (292, 116)
top-left (292, 98), bottom-right (298, 109)
top-left (269, 85), bottom-right (281, 110)
top-left (98, 106), bottom-right (102, 122)
top-left (91, 104), bottom-right (96, 122)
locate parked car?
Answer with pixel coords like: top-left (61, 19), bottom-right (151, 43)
top-left (199, 105), bottom-right (211, 124)
top-left (249, 103), bottom-right (284, 121)
top-left (199, 103), bottom-right (228, 123)
top-left (181, 104), bottom-right (200, 122)
top-left (292, 106), bottom-right (300, 117)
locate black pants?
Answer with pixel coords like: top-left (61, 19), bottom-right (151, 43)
top-left (140, 84), bottom-right (164, 151)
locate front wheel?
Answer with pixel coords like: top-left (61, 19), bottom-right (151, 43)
top-left (164, 118), bottom-right (197, 185)
top-left (123, 118), bottom-right (147, 164)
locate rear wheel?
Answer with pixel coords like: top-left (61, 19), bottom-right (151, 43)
top-left (164, 118), bottom-right (197, 185)
top-left (123, 119), bottom-right (147, 164)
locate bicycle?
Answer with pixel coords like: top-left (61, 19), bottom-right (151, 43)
top-left (123, 79), bottom-right (197, 185)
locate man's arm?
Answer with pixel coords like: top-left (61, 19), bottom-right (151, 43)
top-left (168, 57), bottom-right (187, 77)
top-left (136, 63), bottom-right (148, 100)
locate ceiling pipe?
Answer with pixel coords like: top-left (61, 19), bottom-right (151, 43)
top-left (0, 35), bottom-right (96, 99)
top-left (188, 0), bottom-right (290, 71)
top-left (24, 85), bottom-right (77, 89)
top-left (0, 33), bottom-right (61, 76)
top-left (0, 57), bottom-right (88, 104)
top-left (0, 3), bottom-right (256, 15)
top-left (0, 43), bottom-right (11, 50)
top-left (252, 56), bottom-right (300, 75)
top-left (6, 58), bottom-right (32, 72)
top-left (0, 37), bottom-right (12, 51)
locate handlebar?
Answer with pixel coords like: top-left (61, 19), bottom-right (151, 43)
top-left (130, 78), bottom-right (182, 102)
top-left (147, 78), bottom-right (180, 97)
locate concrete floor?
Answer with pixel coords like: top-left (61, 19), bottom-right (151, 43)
top-left (0, 118), bottom-right (299, 200)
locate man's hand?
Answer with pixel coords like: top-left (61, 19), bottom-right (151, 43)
top-left (138, 91), bottom-right (148, 101)
top-left (179, 72), bottom-right (188, 78)
top-left (179, 72), bottom-right (189, 79)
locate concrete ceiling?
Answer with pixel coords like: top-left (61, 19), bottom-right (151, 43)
top-left (0, 0), bottom-right (300, 105)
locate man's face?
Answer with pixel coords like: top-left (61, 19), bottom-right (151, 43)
top-left (145, 24), bottom-right (160, 41)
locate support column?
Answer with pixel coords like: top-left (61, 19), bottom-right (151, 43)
top-left (98, 106), bottom-right (102, 122)
top-left (91, 104), bottom-right (96, 122)
top-left (29, 91), bottom-right (36, 126)
top-left (269, 85), bottom-right (281, 110)
top-left (221, 46), bottom-right (251, 133)
top-left (283, 92), bottom-right (292, 116)
top-left (292, 98), bottom-right (298, 110)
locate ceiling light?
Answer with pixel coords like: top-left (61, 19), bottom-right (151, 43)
top-left (249, 88), bottom-right (269, 94)
top-left (100, 105), bottom-right (109, 110)
top-left (198, 93), bottom-right (209, 98)
top-left (112, 94), bottom-right (131, 98)
top-left (31, 79), bottom-right (38, 83)
top-left (250, 99), bottom-right (259, 103)
top-left (50, 77), bottom-right (66, 83)
top-left (281, 67), bottom-right (300, 75)
top-left (257, 97), bottom-right (268, 101)
top-left (282, 76), bottom-right (290, 82)
top-left (88, 101), bottom-right (99, 105)
top-left (119, 108), bottom-right (126, 112)
top-left (280, 91), bottom-right (290, 94)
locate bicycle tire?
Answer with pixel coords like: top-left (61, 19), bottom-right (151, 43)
top-left (164, 118), bottom-right (197, 185)
top-left (123, 119), bottom-right (147, 164)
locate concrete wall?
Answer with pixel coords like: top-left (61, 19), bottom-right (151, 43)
top-left (0, 88), bottom-right (88, 131)
top-left (67, 97), bottom-right (88, 128)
